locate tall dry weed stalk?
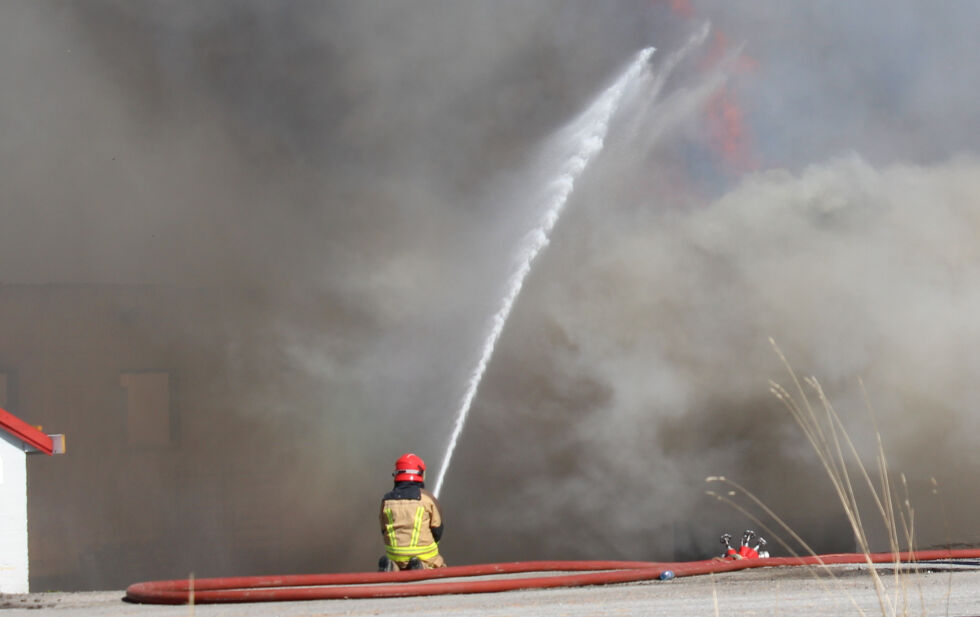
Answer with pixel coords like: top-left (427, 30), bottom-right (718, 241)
top-left (706, 339), bottom-right (925, 617)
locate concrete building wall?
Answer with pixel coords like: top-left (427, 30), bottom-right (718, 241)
top-left (0, 432), bottom-right (29, 594)
top-left (0, 284), bottom-right (354, 592)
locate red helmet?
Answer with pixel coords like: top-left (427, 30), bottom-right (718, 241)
top-left (393, 453), bottom-right (426, 483)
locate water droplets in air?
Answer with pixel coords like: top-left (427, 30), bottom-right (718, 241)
top-left (432, 47), bottom-right (655, 497)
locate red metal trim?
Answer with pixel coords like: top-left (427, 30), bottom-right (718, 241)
top-left (0, 406), bottom-right (53, 455)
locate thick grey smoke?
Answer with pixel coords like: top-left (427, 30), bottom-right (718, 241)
top-left (2, 0), bottom-right (979, 588)
top-left (442, 0), bottom-right (980, 561)
top-left (452, 152), bottom-right (980, 560)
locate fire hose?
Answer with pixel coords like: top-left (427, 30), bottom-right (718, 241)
top-left (125, 548), bottom-right (980, 604)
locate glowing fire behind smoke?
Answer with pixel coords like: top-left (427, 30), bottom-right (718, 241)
top-left (659, 0), bottom-right (759, 177)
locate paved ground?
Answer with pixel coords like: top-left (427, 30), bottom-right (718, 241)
top-left (3, 562), bottom-right (980, 617)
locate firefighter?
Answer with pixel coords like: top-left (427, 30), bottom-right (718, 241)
top-left (377, 453), bottom-right (446, 571)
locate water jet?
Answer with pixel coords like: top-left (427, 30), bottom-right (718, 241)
top-left (432, 47), bottom-right (655, 498)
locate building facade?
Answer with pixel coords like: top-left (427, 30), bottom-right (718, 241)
top-left (0, 283), bottom-right (373, 591)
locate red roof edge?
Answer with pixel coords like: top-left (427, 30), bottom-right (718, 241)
top-left (0, 406), bottom-right (54, 455)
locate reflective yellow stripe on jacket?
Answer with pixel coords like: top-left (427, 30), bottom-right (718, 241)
top-left (383, 508), bottom-right (398, 547)
top-left (383, 506), bottom-right (439, 561)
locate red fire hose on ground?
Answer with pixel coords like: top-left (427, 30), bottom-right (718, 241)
top-left (125, 549), bottom-right (980, 604)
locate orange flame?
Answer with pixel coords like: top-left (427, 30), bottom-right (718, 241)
top-left (655, 1), bottom-right (760, 174)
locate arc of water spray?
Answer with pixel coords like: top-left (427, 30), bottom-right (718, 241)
top-left (432, 47), bottom-right (655, 498)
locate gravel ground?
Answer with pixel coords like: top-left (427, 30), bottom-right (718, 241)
top-left (3, 562), bottom-right (980, 617)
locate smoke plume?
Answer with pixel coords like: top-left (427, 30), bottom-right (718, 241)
top-left (2, 0), bottom-right (979, 587)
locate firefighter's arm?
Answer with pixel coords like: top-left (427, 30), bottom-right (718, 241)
top-left (423, 490), bottom-right (445, 541)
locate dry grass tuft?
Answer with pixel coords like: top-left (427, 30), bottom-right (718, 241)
top-left (706, 339), bottom-right (928, 617)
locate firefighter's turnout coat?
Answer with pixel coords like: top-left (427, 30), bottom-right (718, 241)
top-left (379, 482), bottom-right (446, 569)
